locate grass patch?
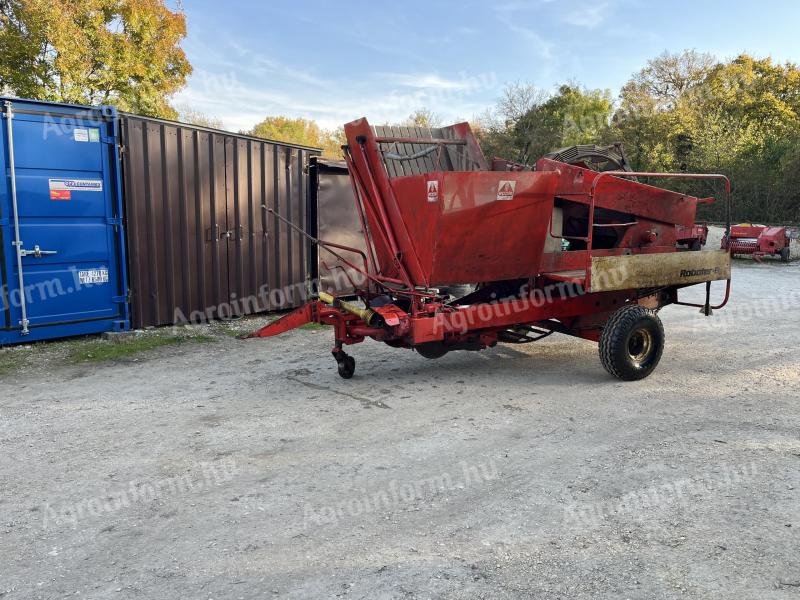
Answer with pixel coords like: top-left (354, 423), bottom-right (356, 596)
top-left (215, 325), bottom-right (248, 338)
top-left (67, 333), bottom-right (215, 364)
top-left (300, 322), bottom-right (327, 331)
top-left (0, 350), bottom-right (23, 375)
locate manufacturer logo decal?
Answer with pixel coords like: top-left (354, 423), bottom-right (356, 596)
top-left (49, 178), bottom-right (103, 192)
top-left (426, 180), bottom-right (439, 202)
top-left (497, 180), bottom-right (516, 201)
top-left (679, 267), bottom-right (721, 278)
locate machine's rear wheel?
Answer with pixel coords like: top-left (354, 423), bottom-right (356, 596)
top-left (599, 305), bottom-right (665, 381)
top-left (690, 240), bottom-right (703, 252)
top-left (780, 247), bottom-right (791, 262)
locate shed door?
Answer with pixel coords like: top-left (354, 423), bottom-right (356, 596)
top-left (7, 115), bottom-right (124, 328)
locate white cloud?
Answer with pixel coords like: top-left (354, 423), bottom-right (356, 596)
top-left (380, 73), bottom-right (479, 91)
top-left (173, 67), bottom-right (500, 133)
top-left (561, 1), bottom-right (611, 29)
top-left (172, 35), bottom-right (502, 133)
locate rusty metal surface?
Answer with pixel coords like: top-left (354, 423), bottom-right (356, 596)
top-left (121, 114), bottom-right (319, 328)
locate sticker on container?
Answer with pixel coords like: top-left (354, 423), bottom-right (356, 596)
top-left (50, 189), bottom-right (71, 201)
top-left (88, 128), bottom-right (100, 142)
top-left (49, 178), bottom-right (103, 192)
top-left (426, 180), bottom-right (439, 202)
top-left (73, 128), bottom-right (89, 142)
top-left (497, 180), bottom-right (516, 201)
top-left (78, 269), bottom-right (109, 285)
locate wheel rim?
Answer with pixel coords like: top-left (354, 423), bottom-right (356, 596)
top-left (628, 328), bottom-right (653, 367)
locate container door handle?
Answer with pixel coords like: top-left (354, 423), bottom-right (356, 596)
top-left (20, 245), bottom-right (57, 258)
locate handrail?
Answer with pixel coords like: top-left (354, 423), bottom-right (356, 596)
top-left (586, 171), bottom-right (732, 291)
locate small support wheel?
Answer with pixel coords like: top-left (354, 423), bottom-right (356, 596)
top-left (336, 353), bottom-right (356, 379)
top-left (599, 305), bottom-right (665, 381)
top-left (690, 240), bottom-right (703, 252)
top-left (780, 247), bottom-right (790, 263)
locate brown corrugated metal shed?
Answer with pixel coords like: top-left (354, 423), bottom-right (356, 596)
top-left (120, 114), bottom-right (320, 328)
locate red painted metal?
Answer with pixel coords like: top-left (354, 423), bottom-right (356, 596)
top-left (250, 117), bottom-right (733, 378)
top-left (676, 223), bottom-right (709, 248)
top-left (724, 224), bottom-right (790, 259)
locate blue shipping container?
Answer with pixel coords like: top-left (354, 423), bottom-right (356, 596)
top-left (0, 97), bottom-right (129, 344)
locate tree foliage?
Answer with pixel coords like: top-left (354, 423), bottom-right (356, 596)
top-left (401, 108), bottom-right (441, 128)
top-left (474, 83), bottom-right (613, 163)
top-left (476, 52), bottom-right (800, 223)
top-left (614, 52), bottom-right (800, 222)
top-left (0, 0), bottom-right (191, 118)
top-left (247, 116), bottom-right (344, 159)
top-left (177, 105), bottom-right (225, 130)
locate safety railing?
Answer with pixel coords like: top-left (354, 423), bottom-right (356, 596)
top-left (588, 171), bottom-right (732, 312)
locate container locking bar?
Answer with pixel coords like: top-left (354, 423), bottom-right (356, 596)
top-left (19, 245), bottom-right (58, 258)
top-left (3, 100), bottom-right (29, 334)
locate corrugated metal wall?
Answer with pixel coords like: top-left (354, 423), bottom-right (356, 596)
top-left (120, 114), bottom-right (320, 328)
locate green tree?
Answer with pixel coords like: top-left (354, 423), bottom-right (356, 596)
top-left (177, 105), bottom-right (225, 130)
top-left (402, 108), bottom-right (441, 128)
top-left (474, 82), bottom-right (613, 164)
top-left (247, 116), bottom-right (344, 159)
top-left (0, 0), bottom-right (191, 118)
top-left (472, 82), bottom-right (547, 160)
top-left (614, 52), bottom-right (800, 222)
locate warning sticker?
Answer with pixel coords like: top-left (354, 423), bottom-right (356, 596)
top-left (74, 128), bottom-right (89, 142)
top-left (78, 269), bottom-right (109, 285)
top-left (426, 180), bottom-right (439, 202)
top-left (49, 178), bottom-right (103, 193)
top-left (88, 128), bottom-right (100, 142)
top-left (497, 180), bottom-right (516, 201)
top-left (50, 189), bottom-right (71, 201)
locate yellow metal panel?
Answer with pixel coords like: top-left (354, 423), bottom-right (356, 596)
top-left (590, 250), bottom-right (731, 292)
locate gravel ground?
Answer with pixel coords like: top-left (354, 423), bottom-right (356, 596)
top-left (1, 256), bottom-right (799, 599)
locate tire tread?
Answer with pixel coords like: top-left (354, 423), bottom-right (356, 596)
top-left (599, 304), bottom-right (664, 381)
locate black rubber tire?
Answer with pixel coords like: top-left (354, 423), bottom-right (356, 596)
top-left (690, 240), bottom-right (703, 252)
top-left (780, 247), bottom-right (790, 263)
top-left (599, 305), bottom-right (665, 381)
top-left (415, 342), bottom-right (449, 359)
top-left (337, 355), bottom-right (355, 379)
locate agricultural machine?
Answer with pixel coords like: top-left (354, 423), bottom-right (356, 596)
top-left (251, 120), bottom-right (732, 381)
top-left (676, 223), bottom-right (709, 251)
top-left (723, 224), bottom-right (791, 262)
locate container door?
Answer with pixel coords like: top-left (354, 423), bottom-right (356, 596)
top-left (7, 112), bottom-right (124, 329)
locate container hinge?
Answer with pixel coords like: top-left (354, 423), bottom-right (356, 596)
top-left (106, 217), bottom-right (122, 226)
top-left (112, 295), bottom-right (127, 304)
top-left (102, 134), bottom-right (117, 144)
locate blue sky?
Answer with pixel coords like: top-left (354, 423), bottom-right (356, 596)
top-left (173, 0), bottom-right (800, 132)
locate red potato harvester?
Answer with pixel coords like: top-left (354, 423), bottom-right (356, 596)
top-left (250, 119), bottom-right (733, 381)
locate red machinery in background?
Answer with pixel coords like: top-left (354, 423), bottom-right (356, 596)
top-left (251, 119), bottom-right (732, 381)
top-left (723, 224), bottom-right (791, 262)
top-left (676, 223), bottom-right (709, 251)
